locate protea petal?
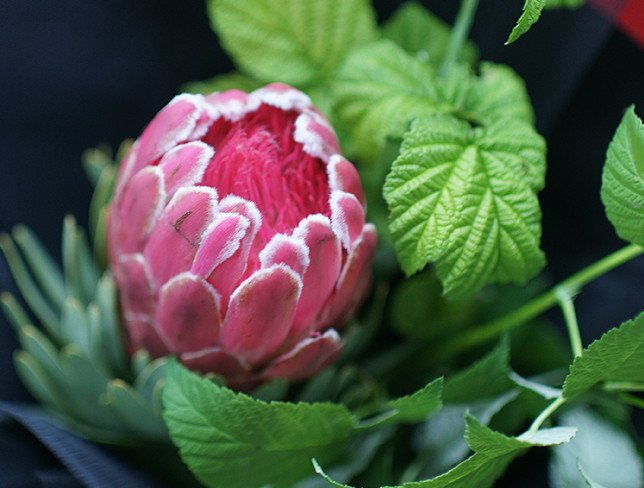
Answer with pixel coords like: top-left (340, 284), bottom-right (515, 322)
top-left (125, 316), bottom-right (169, 358)
top-left (262, 330), bottom-right (342, 382)
top-left (322, 224), bottom-right (377, 329)
top-left (191, 213), bottom-right (250, 279)
top-left (205, 89), bottom-right (250, 122)
top-left (250, 83), bottom-right (311, 112)
top-left (330, 190), bottom-right (365, 252)
top-left (291, 216), bottom-right (342, 336)
top-left (136, 94), bottom-right (205, 167)
top-left (114, 167), bottom-right (166, 254)
top-left (158, 141), bottom-right (214, 197)
top-left (115, 254), bottom-right (155, 317)
top-left (144, 187), bottom-right (218, 288)
top-left (155, 272), bottom-right (221, 354)
top-left (294, 110), bottom-right (341, 161)
top-left (328, 154), bottom-right (366, 207)
top-left (219, 265), bottom-right (301, 366)
top-left (259, 234), bottom-right (310, 277)
top-left (181, 347), bottom-right (250, 377)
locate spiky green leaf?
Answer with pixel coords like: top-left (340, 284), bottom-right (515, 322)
top-left (507, 0), bottom-right (546, 44)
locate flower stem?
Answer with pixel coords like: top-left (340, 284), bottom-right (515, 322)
top-left (439, 0), bottom-right (480, 77)
top-left (438, 244), bottom-right (643, 359)
top-left (528, 395), bottom-right (565, 433)
top-left (555, 287), bottom-right (582, 358)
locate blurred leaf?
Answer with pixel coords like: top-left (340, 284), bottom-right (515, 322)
top-left (601, 105), bottom-right (644, 246)
top-left (382, 2), bottom-right (478, 67)
top-left (163, 360), bottom-right (356, 488)
top-left (183, 71), bottom-right (262, 94)
top-left (549, 407), bottom-right (643, 488)
top-left (544, 0), bottom-right (584, 8)
top-left (208, 0), bottom-right (377, 86)
top-left (563, 313), bottom-right (644, 400)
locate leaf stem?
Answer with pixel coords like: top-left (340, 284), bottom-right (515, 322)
top-left (528, 395), bottom-right (565, 433)
top-left (555, 287), bottom-right (582, 358)
top-left (439, 0), bottom-right (480, 77)
top-left (438, 243), bottom-right (643, 359)
top-left (604, 381), bottom-right (644, 392)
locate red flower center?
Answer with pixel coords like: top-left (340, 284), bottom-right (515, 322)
top-left (200, 105), bottom-right (331, 250)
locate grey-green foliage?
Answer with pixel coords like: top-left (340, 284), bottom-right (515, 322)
top-left (601, 105), bottom-right (644, 246)
top-left (0, 150), bottom-right (168, 444)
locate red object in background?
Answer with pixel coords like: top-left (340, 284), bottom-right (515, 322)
top-left (617, 0), bottom-right (644, 50)
top-left (590, 0), bottom-right (644, 50)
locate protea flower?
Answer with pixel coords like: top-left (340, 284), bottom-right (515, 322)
top-left (108, 83), bottom-right (376, 388)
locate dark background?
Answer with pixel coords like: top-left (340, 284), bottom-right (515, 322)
top-left (0, 1), bottom-right (642, 486)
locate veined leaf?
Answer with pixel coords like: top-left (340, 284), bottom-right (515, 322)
top-left (549, 407), bottom-right (643, 488)
top-left (383, 2), bottom-right (478, 67)
top-left (563, 313), bottom-right (644, 400)
top-left (315, 415), bottom-right (574, 488)
top-left (333, 39), bottom-right (441, 163)
top-left (384, 114), bottom-right (546, 298)
top-left (601, 105), bottom-right (644, 246)
top-left (507, 0), bottom-right (546, 44)
top-left (162, 360), bottom-right (355, 488)
top-left (207, 0), bottom-right (377, 86)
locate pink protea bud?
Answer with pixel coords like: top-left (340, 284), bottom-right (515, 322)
top-left (107, 84), bottom-right (377, 389)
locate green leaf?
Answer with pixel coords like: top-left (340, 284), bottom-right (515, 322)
top-left (549, 407), bottom-right (643, 488)
top-left (601, 105), bottom-right (644, 246)
top-left (183, 71), bottom-right (262, 94)
top-left (333, 39), bottom-right (441, 163)
top-left (384, 114), bottom-right (545, 297)
top-left (207, 0), bottom-right (377, 86)
top-left (507, 0), bottom-right (546, 44)
top-left (382, 2), bottom-right (478, 67)
top-left (544, 0), bottom-right (584, 9)
top-left (162, 360), bottom-right (356, 488)
top-left (315, 415), bottom-right (574, 488)
top-left (563, 313), bottom-right (644, 400)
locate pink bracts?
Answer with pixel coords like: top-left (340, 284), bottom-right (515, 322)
top-left (107, 84), bottom-right (376, 388)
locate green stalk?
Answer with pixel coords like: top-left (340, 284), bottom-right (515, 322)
top-left (555, 287), bottom-right (582, 358)
top-left (438, 243), bottom-right (643, 359)
top-left (527, 395), bottom-right (565, 433)
top-left (439, 0), bottom-right (480, 77)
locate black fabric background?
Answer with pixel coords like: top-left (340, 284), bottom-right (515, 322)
top-left (0, 1), bottom-right (642, 486)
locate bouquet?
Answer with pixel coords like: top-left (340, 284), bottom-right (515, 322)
top-left (1, 1), bottom-right (642, 487)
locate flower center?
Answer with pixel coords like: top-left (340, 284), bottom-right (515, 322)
top-left (200, 105), bottom-right (331, 247)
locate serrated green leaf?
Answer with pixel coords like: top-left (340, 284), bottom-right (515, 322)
top-left (544, 0), bottom-right (584, 9)
top-left (549, 407), bottom-right (643, 488)
top-left (365, 377), bottom-right (442, 428)
top-left (208, 0), bottom-right (377, 86)
top-left (600, 105), bottom-right (644, 246)
top-left (563, 313), bottom-right (644, 400)
top-left (162, 360), bottom-right (356, 488)
top-left (507, 0), bottom-right (545, 44)
top-left (333, 39), bottom-right (441, 163)
top-left (183, 71), bottom-right (262, 95)
top-left (382, 2), bottom-right (478, 67)
top-left (385, 114), bottom-right (545, 297)
top-left (464, 62), bottom-right (536, 136)
top-left (315, 415), bottom-right (574, 488)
